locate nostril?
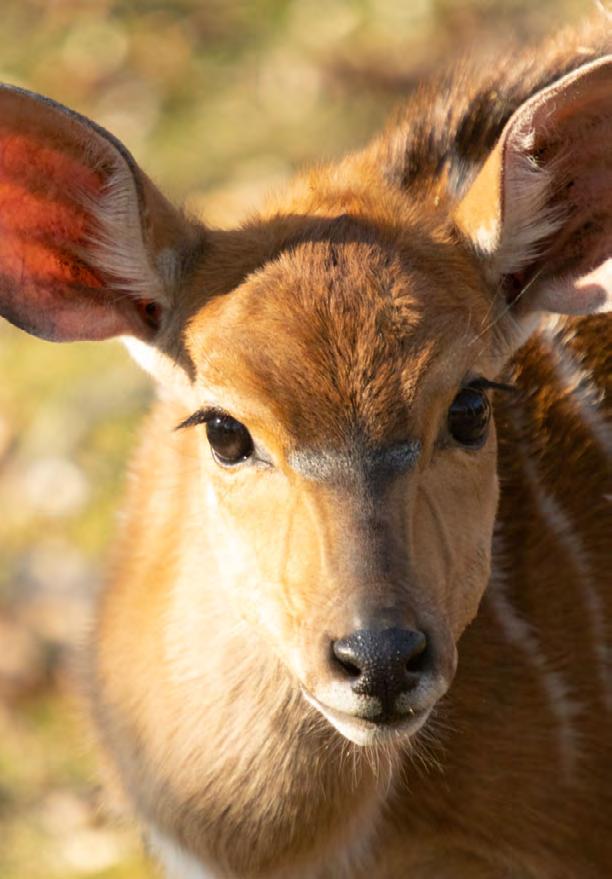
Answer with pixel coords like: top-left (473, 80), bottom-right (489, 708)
top-left (331, 640), bottom-right (363, 678)
top-left (405, 636), bottom-right (428, 673)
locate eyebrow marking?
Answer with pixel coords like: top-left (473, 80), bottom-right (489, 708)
top-left (289, 440), bottom-right (422, 482)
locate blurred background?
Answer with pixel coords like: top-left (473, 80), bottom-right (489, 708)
top-left (0, 1), bottom-right (595, 876)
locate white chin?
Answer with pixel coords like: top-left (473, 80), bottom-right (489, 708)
top-left (303, 692), bottom-right (431, 747)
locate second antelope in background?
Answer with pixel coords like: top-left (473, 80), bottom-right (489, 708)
top-left (0, 21), bottom-right (610, 879)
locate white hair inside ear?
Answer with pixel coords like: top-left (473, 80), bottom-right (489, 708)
top-left (456, 55), bottom-right (612, 318)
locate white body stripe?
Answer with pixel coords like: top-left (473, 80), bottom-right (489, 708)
top-left (519, 454), bottom-right (611, 711)
top-left (487, 541), bottom-right (581, 779)
top-left (541, 325), bottom-right (611, 455)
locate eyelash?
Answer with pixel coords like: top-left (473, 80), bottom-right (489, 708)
top-left (175, 407), bottom-right (222, 431)
top-left (467, 378), bottom-right (515, 394)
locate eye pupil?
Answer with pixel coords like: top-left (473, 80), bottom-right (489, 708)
top-left (206, 415), bottom-right (254, 465)
top-left (448, 387), bottom-right (491, 447)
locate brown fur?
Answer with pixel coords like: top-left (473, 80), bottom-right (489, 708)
top-left (1, 23), bottom-right (610, 879)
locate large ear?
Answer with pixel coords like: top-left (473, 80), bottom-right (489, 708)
top-left (0, 85), bottom-right (200, 342)
top-left (455, 56), bottom-right (611, 317)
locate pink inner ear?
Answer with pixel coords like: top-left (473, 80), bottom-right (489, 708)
top-left (0, 126), bottom-right (148, 341)
top-left (499, 58), bottom-right (612, 316)
top-left (0, 131), bottom-right (105, 290)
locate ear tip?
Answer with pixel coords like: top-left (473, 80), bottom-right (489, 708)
top-left (458, 50), bottom-right (612, 321)
top-left (0, 82), bottom-right (77, 126)
top-left (0, 81), bottom-right (139, 181)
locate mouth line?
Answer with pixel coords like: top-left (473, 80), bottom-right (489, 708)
top-left (303, 690), bottom-right (433, 745)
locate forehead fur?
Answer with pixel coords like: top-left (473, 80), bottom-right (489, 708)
top-left (188, 214), bottom-right (491, 446)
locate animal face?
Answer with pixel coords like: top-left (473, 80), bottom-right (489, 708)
top-left (178, 216), bottom-right (500, 744)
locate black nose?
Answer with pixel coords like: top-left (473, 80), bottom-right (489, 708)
top-left (331, 627), bottom-right (427, 713)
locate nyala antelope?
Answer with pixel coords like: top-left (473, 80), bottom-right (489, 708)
top-left (0, 21), bottom-right (610, 879)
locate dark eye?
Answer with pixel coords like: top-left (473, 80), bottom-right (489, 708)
top-left (448, 386), bottom-right (491, 447)
top-left (206, 414), bottom-right (254, 466)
